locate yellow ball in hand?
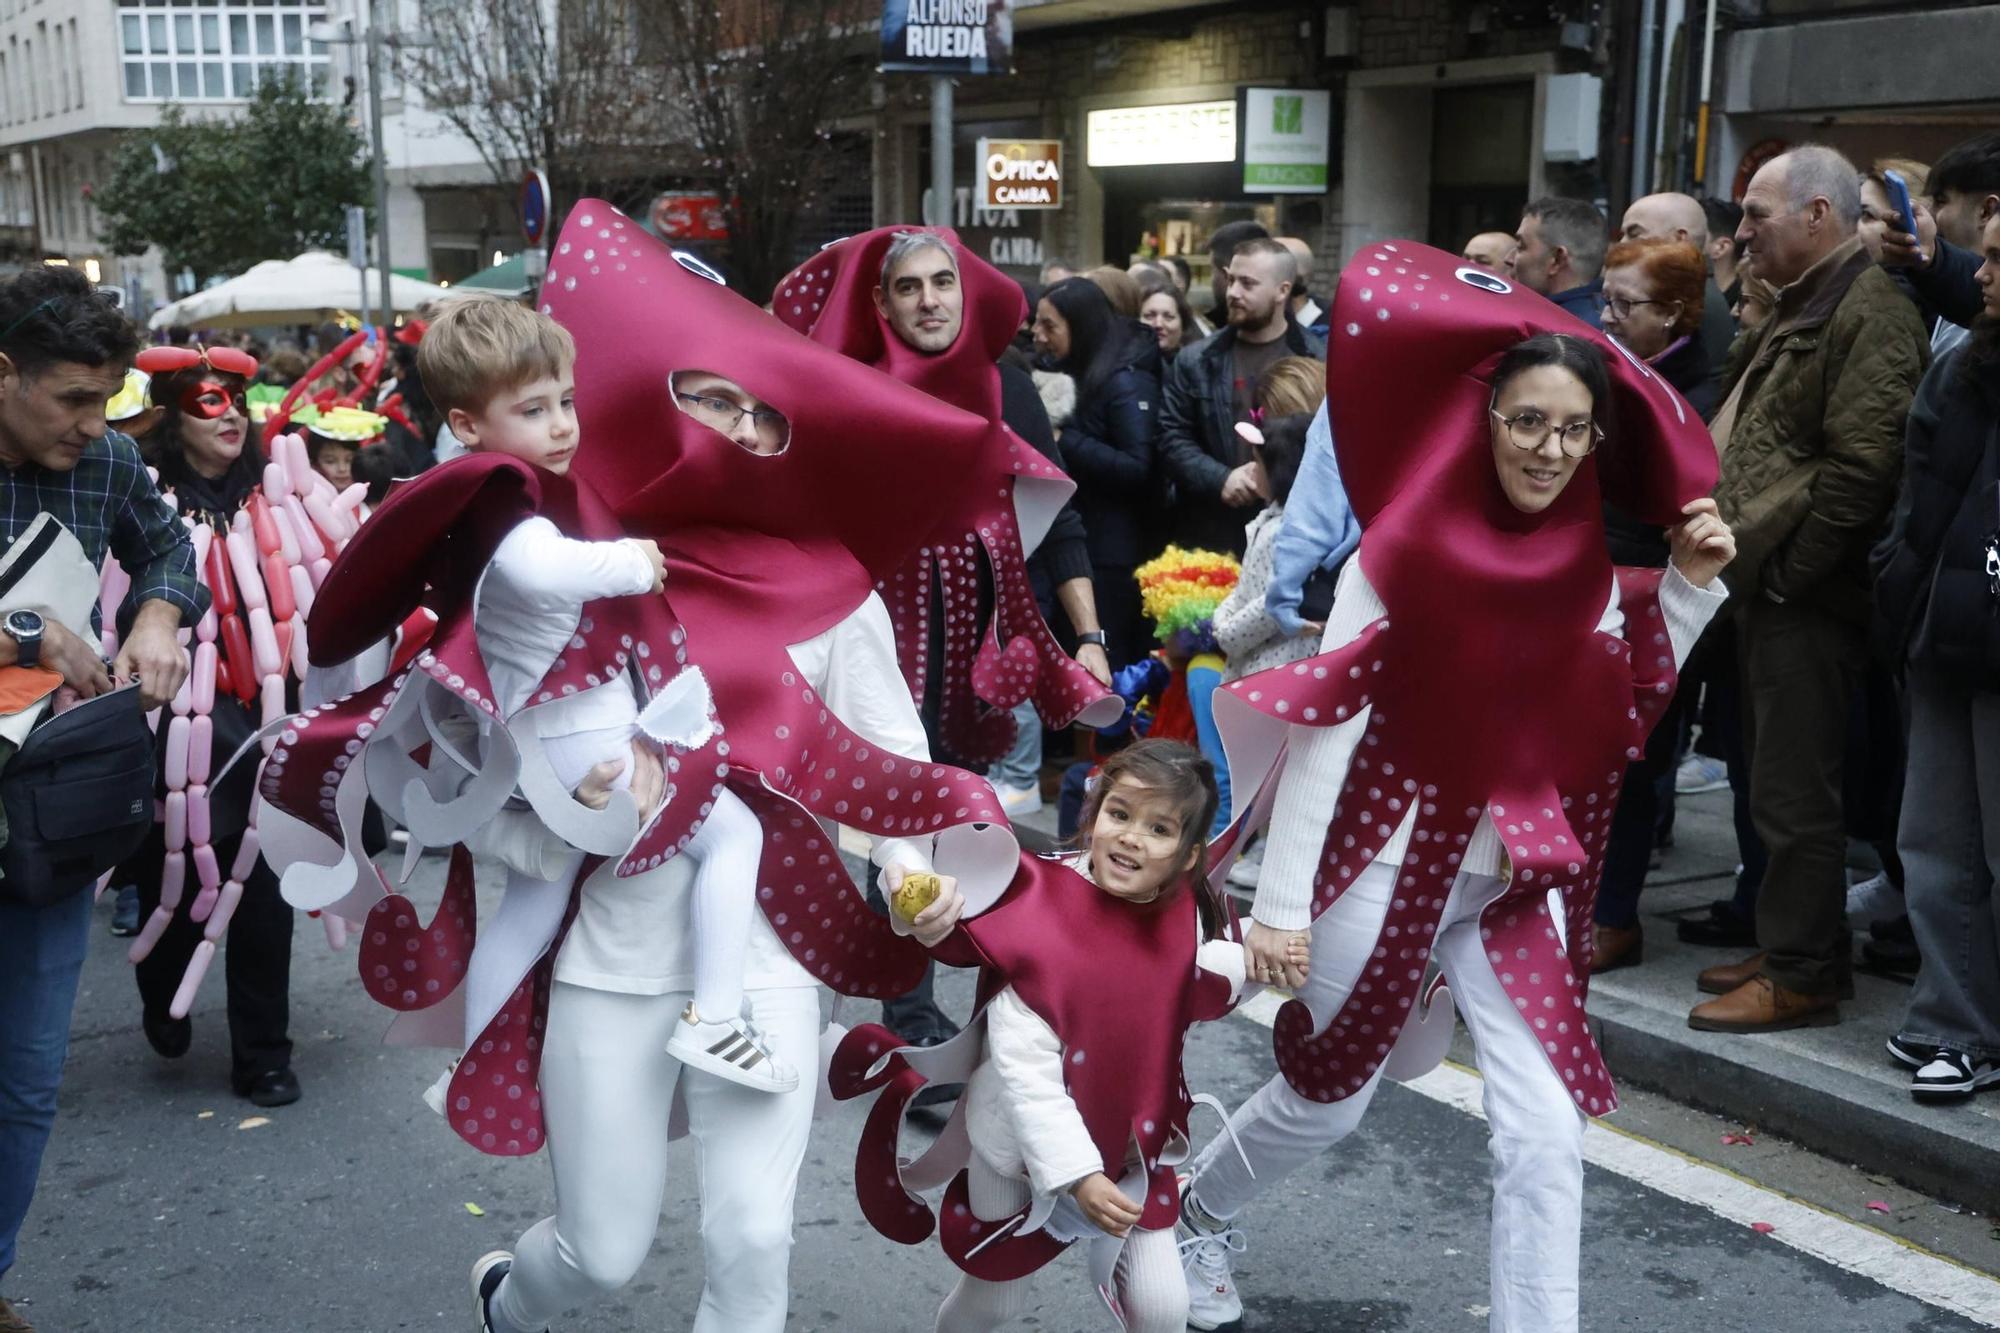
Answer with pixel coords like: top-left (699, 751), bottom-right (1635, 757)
top-left (892, 872), bottom-right (943, 923)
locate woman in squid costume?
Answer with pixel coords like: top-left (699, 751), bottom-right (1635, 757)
top-left (105, 343), bottom-right (382, 1106)
top-left (1170, 246), bottom-right (1736, 1333)
top-left (769, 226), bottom-right (1120, 767)
top-left (255, 203), bottom-right (1092, 1332)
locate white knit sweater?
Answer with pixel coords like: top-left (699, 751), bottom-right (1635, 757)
top-left (1249, 558), bottom-right (1728, 931)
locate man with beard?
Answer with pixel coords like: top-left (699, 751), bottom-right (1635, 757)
top-left (1160, 237), bottom-right (1326, 554)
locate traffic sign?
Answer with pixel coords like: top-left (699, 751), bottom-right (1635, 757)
top-left (519, 169), bottom-right (551, 245)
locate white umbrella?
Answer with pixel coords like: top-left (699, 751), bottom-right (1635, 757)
top-left (148, 251), bottom-right (451, 330)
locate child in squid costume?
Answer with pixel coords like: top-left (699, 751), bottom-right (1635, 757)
top-left (255, 203), bottom-right (1093, 1333)
top-left (769, 226), bottom-right (1120, 768)
top-left (831, 739), bottom-right (1284, 1332)
top-left (1173, 246), bottom-right (1737, 1333)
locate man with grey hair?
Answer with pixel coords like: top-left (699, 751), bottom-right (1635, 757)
top-left (1511, 196), bottom-right (1607, 327)
top-left (1689, 144), bottom-right (1930, 1035)
top-left (1620, 190), bottom-right (1738, 392)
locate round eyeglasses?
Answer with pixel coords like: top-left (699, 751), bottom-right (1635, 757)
top-left (1490, 407), bottom-right (1602, 459)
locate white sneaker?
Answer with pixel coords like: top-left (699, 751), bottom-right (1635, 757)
top-left (1179, 1224), bottom-right (1247, 1329)
top-left (1675, 754), bottom-right (1729, 794)
top-left (422, 1058), bottom-right (459, 1117)
top-left (665, 1007), bottom-right (800, 1093)
top-left (472, 1250), bottom-right (541, 1333)
top-left (994, 781), bottom-right (1044, 817)
top-left (1845, 871), bottom-right (1902, 928)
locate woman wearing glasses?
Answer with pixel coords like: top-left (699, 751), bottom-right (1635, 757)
top-left (123, 344), bottom-right (301, 1107)
top-left (1599, 239), bottom-right (1719, 420)
top-left (1175, 249), bottom-right (1734, 1333)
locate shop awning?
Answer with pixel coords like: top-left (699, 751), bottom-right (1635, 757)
top-left (454, 254), bottom-right (531, 297)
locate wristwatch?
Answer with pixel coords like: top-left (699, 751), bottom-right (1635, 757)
top-left (1075, 631), bottom-right (1108, 649)
top-left (4, 609), bottom-right (44, 669)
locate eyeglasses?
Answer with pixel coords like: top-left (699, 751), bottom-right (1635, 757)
top-left (1490, 407), bottom-right (1602, 459)
top-left (137, 344), bottom-right (259, 379)
top-left (674, 391), bottom-right (790, 450)
top-left (1603, 296), bottom-right (1665, 320)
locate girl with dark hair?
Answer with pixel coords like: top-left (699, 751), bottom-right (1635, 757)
top-left (1213, 413), bottom-right (1320, 682)
top-left (1177, 246), bottom-right (1734, 1332)
top-left (1032, 277), bottom-right (1163, 668)
top-left (846, 738), bottom-right (1277, 1333)
top-left (125, 346), bottom-right (300, 1107)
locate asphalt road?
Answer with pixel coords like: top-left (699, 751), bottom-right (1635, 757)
top-left (7, 848), bottom-right (1996, 1333)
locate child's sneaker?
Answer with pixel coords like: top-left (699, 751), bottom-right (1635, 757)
top-left (665, 1005), bottom-right (800, 1093)
top-left (1177, 1177), bottom-right (1246, 1330)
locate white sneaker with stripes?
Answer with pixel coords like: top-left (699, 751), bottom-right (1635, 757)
top-left (666, 1006), bottom-right (800, 1093)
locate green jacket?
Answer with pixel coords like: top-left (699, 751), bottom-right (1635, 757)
top-left (1713, 238), bottom-right (1930, 625)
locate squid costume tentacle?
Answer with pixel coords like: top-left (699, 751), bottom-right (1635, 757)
top-left (1216, 243), bottom-right (1719, 1119)
top-left (264, 203), bottom-right (1026, 1156)
top-left (111, 429), bottom-right (382, 1014)
top-left (831, 823), bottom-right (1246, 1318)
top-left (772, 228), bottom-right (1121, 765)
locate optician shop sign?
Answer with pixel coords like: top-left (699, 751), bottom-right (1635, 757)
top-left (1242, 88), bottom-right (1331, 193)
top-left (978, 139), bottom-right (1062, 209)
top-left (1085, 101), bottom-right (1237, 168)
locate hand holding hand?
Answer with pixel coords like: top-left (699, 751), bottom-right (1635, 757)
top-left (1668, 498), bottom-right (1736, 589)
top-left (111, 601), bottom-right (187, 709)
top-left (1245, 919), bottom-right (1310, 990)
top-left (1075, 641), bottom-right (1112, 687)
top-left (1071, 1172), bottom-right (1143, 1237)
top-left (629, 538), bottom-right (669, 594)
top-left (570, 740), bottom-right (666, 817)
top-left (1221, 462), bottom-right (1266, 508)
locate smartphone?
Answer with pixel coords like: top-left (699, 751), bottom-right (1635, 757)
top-left (1883, 169), bottom-right (1918, 239)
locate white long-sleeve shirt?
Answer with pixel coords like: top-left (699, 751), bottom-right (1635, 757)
top-left (964, 868), bottom-right (1248, 1198)
top-left (1250, 558), bottom-right (1727, 932)
top-left (475, 515), bottom-right (657, 731)
top-left (549, 591), bottom-right (935, 994)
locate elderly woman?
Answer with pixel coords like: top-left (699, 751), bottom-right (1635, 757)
top-left (1599, 238), bottom-right (1716, 418)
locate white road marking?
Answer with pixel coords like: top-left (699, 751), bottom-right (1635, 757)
top-left (1231, 989), bottom-right (2000, 1327)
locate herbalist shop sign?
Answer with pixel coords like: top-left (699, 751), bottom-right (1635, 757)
top-left (1243, 88), bottom-right (1332, 193)
top-left (880, 0), bottom-right (1014, 75)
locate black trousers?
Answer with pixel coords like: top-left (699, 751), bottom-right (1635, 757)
top-left (128, 821), bottom-right (294, 1083)
top-left (1595, 684), bottom-right (1687, 930)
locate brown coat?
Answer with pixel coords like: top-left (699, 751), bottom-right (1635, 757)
top-left (1713, 238), bottom-right (1931, 625)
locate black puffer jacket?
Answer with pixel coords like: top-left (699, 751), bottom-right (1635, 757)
top-left (1058, 342), bottom-right (1163, 570)
top-left (1872, 337), bottom-right (2000, 688)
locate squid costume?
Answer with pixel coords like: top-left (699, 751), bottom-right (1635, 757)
top-left (829, 821), bottom-right (1251, 1326)
top-left (255, 202), bottom-right (1085, 1158)
top-left (1177, 245), bottom-right (1726, 1333)
top-left (771, 229), bottom-right (1121, 765)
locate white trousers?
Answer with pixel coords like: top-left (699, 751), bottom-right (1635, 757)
top-left (1188, 862), bottom-right (1587, 1333)
top-left (936, 1157), bottom-right (1187, 1333)
top-left (488, 981), bottom-right (821, 1333)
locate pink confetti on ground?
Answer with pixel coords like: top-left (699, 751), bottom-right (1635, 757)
top-left (1750, 1222), bottom-right (1776, 1234)
top-left (1865, 1201), bottom-right (1891, 1215)
top-left (1721, 1133), bottom-right (1756, 1146)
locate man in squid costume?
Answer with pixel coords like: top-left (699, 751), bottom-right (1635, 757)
top-left (254, 204), bottom-right (1092, 1332)
top-left (1170, 246), bottom-right (1732, 1332)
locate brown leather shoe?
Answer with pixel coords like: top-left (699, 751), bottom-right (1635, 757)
top-left (0, 1295), bottom-right (36, 1333)
top-left (1697, 951), bottom-right (1768, 995)
top-left (1687, 976), bottom-right (1840, 1033)
top-left (1591, 923), bottom-right (1643, 975)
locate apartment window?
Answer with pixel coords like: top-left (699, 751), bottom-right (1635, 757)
top-left (119, 0), bottom-right (332, 103)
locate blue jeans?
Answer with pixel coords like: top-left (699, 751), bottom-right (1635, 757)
top-left (1187, 662), bottom-right (1232, 837)
top-left (986, 697), bottom-right (1041, 792)
top-left (0, 886), bottom-right (93, 1286)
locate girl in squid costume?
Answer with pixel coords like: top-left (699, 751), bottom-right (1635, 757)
top-left (1172, 247), bottom-right (1737, 1333)
top-left (256, 203), bottom-right (1092, 1333)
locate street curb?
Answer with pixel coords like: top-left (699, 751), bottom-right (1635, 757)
top-left (1589, 988), bottom-right (2000, 1217)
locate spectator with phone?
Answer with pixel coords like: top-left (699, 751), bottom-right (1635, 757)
top-left (1877, 133), bottom-right (2000, 356)
top-left (0, 265), bottom-right (205, 1333)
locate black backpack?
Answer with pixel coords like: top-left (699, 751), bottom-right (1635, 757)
top-left (0, 684), bottom-right (156, 908)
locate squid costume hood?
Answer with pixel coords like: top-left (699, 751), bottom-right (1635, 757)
top-left (1217, 245), bottom-right (1718, 1119)
top-left (257, 202), bottom-right (1020, 1157)
top-left (770, 228), bottom-right (1122, 764)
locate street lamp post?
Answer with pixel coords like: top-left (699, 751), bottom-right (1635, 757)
top-left (312, 3), bottom-right (397, 327)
